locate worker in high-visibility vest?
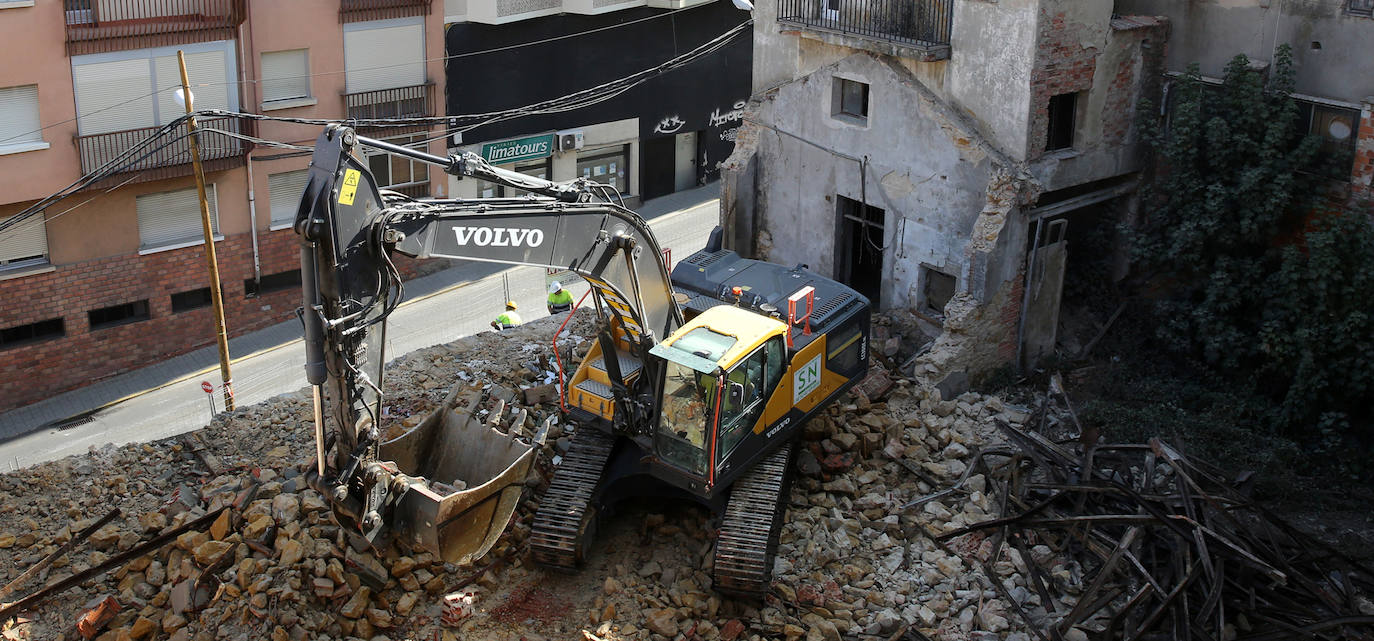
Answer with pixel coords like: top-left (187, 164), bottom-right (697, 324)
top-left (547, 281), bottom-right (574, 315)
top-left (491, 301), bottom-right (521, 331)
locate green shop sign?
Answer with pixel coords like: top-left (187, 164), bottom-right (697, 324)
top-left (481, 134), bottom-right (555, 164)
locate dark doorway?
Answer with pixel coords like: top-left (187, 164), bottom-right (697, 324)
top-left (835, 195), bottom-right (884, 308)
top-left (641, 137), bottom-right (675, 200)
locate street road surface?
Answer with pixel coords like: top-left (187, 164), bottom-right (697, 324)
top-left (0, 194), bottom-right (718, 469)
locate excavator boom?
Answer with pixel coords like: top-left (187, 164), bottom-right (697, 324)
top-left (294, 125), bottom-right (678, 563)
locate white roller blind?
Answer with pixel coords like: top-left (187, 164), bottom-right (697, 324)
top-left (268, 169), bottom-right (309, 227)
top-left (261, 49), bottom-right (310, 102)
top-left (0, 85), bottom-right (43, 147)
top-left (73, 43), bottom-right (234, 134)
top-left (137, 185), bottom-right (219, 250)
top-left (154, 50), bottom-right (229, 125)
top-left (344, 21), bottom-right (425, 93)
top-left (0, 213), bottom-right (49, 265)
top-left (72, 59), bottom-right (156, 135)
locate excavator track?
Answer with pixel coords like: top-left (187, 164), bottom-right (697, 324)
top-left (530, 426), bottom-right (616, 570)
top-left (713, 442), bottom-right (794, 599)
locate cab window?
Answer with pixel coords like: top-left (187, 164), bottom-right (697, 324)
top-left (718, 337), bottom-right (785, 460)
top-left (657, 361), bottom-right (714, 476)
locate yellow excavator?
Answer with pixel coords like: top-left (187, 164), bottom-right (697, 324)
top-left (295, 125), bottom-right (870, 596)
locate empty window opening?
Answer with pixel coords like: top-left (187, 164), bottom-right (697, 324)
top-left (1, 318), bottom-right (64, 350)
top-left (1046, 93), bottom-right (1077, 151)
top-left (835, 195), bottom-right (884, 308)
top-left (89, 300), bottom-right (150, 330)
top-left (832, 78), bottom-right (869, 124)
top-left (1295, 100), bottom-right (1359, 180)
top-left (922, 266), bottom-right (956, 316)
top-left (171, 287), bottom-right (213, 313)
top-left (245, 269), bottom-right (302, 298)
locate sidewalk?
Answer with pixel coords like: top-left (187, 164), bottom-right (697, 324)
top-left (0, 184), bottom-right (721, 464)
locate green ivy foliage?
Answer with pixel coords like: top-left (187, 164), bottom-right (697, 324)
top-left (1135, 45), bottom-right (1374, 442)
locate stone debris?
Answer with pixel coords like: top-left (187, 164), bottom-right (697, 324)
top-left (0, 310), bottom-right (1055, 641)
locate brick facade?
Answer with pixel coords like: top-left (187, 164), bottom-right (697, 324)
top-left (1028, 11), bottom-right (1099, 159)
top-left (1353, 99), bottom-right (1374, 204)
top-left (0, 228), bottom-right (444, 412)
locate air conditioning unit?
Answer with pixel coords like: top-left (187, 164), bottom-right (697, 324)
top-left (557, 130), bottom-right (584, 152)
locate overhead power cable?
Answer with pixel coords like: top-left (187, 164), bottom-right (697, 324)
top-left (0, 3), bottom-right (720, 147)
top-left (0, 18), bottom-right (751, 244)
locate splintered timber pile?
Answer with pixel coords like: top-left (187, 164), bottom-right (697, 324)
top-left (929, 379), bottom-right (1374, 641)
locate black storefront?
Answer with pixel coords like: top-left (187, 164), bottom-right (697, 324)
top-left (445, 1), bottom-right (751, 200)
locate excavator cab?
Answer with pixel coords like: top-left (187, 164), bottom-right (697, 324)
top-left (646, 306), bottom-right (792, 492)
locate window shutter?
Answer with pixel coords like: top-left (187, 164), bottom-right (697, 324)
top-left (268, 169), bottom-right (309, 227)
top-left (344, 21), bottom-right (425, 93)
top-left (136, 185), bottom-right (219, 250)
top-left (154, 50), bottom-right (231, 125)
top-left (0, 85), bottom-right (42, 146)
top-left (261, 50), bottom-right (310, 102)
top-left (72, 59), bottom-right (156, 135)
top-left (0, 213), bottom-right (48, 265)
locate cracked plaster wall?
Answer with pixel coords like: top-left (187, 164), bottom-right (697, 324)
top-left (730, 53), bottom-right (1034, 315)
top-left (1114, 0), bottom-right (1374, 104)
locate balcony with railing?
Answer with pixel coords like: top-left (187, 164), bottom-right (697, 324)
top-left (777, 0), bottom-right (952, 61)
top-left (340, 0), bottom-right (432, 23)
top-left (63, 0), bottom-right (246, 56)
top-left (75, 116), bottom-right (253, 187)
top-left (344, 83), bottom-right (436, 135)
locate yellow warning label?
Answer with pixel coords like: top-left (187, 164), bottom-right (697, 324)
top-left (338, 168), bottom-right (361, 206)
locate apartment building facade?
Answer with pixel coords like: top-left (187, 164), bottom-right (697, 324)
top-left (440, 0), bottom-right (752, 205)
top-left (0, 0), bottom-right (448, 412)
top-left (722, 0), bottom-right (1169, 383)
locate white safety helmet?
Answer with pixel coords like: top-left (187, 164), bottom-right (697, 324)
top-left (548, 282), bottom-right (563, 294)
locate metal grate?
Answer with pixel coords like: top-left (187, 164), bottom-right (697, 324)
top-left (64, 0), bottom-right (246, 56)
top-left (686, 250), bottom-right (732, 267)
top-left (777, 0), bottom-right (952, 57)
top-left (1348, 0), bottom-right (1373, 16)
top-left (811, 291), bottom-right (855, 324)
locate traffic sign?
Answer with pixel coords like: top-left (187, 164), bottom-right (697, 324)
top-left (201, 381), bottom-right (213, 394)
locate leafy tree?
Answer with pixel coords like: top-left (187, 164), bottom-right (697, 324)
top-left (1135, 45), bottom-right (1374, 441)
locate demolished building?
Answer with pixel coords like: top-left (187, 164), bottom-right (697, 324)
top-left (721, 0), bottom-right (1168, 382)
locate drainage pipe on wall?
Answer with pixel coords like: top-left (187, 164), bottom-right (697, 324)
top-left (238, 1), bottom-right (261, 286)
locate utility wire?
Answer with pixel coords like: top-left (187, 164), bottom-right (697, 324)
top-left (0, 3), bottom-right (722, 147)
top-left (0, 18), bottom-right (750, 243)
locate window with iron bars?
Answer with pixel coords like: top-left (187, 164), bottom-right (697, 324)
top-left (1347, 0), bottom-right (1372, 16)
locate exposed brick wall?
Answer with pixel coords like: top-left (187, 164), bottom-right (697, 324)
top-left (1100, 21), bottom-right (1168, 149)
top-left (1352, 100), bottom-right (1374, 204)
top-left (912, 276), bottom-right (1023, 385)
top-left (1028, 11), bottom-right (1099, 159)
top-left (0, 229), bottom-right (447, 412)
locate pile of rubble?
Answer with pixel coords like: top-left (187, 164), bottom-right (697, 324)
top-left (5, 311), bottom-right (1220, 641)
top-left (0, 315), bottom-right (593, 641)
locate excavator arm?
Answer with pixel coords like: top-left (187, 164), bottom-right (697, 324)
top-left (294, 125), bottom-right (679, 562)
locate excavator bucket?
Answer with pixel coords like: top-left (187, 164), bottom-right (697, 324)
top-left (376, 385), bottom-right (541, 565)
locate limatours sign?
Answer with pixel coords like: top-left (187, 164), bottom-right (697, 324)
top-left (481, 134), bottom-right (555, 164)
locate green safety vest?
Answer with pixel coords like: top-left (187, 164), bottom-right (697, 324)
top-left (547, 289), bottom-right (574, 307)
top-left (494, 310), bottom-right (522, 327)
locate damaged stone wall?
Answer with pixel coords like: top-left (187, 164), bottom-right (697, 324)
top-left (1353, 99), bottom-right (1374, 204)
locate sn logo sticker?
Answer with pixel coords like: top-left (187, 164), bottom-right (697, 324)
top-left (793, 354), bottom-right (821, 404)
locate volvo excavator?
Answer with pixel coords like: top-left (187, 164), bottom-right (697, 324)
top-left (295, 125), bottom-right (871, 597)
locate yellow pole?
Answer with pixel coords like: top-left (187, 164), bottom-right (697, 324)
top-left (177, 50), bottom-right (234, 412)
